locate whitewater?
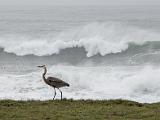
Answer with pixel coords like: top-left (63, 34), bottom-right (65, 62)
top-left (1, 22), bottom-right (160, 57)
top-left (0, 5), bottom-right (160, 103)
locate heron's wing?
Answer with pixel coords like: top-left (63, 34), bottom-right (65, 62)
top-left (47, 77), bottom-right (69, 87)
top-left (47, 77), bottom-right (63, 83)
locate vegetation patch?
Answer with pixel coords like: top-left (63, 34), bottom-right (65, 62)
top-left (0, 99), bottom-right (160, 120)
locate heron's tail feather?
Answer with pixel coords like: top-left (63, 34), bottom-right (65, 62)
top-left (65, 83), bottom-right (70, 87)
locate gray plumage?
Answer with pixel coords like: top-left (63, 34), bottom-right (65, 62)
top-left (38, 65), bottom-right (69, 100)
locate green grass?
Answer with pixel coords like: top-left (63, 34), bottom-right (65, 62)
top-left (0, 99), bottom-right (160, 120)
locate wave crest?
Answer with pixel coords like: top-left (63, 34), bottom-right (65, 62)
top-left (0, 22), bottom-right (160, 57)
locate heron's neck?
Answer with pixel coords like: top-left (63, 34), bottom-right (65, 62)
top-left (42, 67), bottom-right (47, 80)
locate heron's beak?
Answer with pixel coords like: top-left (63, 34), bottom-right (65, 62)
top-left (37, 65), bottom-right (45, 68)
top-left (37, 65), bottom-right (42, 68)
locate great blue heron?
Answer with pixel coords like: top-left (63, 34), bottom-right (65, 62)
top-left (37, 65), bottom-right (69, 100)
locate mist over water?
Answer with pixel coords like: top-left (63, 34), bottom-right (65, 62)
top-left (0, 5), bottom-right (160, 103)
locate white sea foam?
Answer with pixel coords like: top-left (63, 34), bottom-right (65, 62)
top-left (1, 65), bottom-right (160, 103)
top-left (0, 22), bottom-right (160, 57)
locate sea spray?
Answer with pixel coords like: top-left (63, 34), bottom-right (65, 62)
top-left (0, 22), bottom-right (160, 57)
top-left (0, 65), bottom-right (160, 103)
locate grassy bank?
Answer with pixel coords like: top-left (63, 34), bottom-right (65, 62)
top-left (0, 99), bottom-right (160, 120)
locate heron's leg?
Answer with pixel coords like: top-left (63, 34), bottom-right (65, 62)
top-left (53, 87), bottom-right (56, 100)
top-left (58, 88), bottom-right (62, 100)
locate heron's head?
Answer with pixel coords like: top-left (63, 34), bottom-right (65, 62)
top-left (37, 65), bottom-right (46, 68)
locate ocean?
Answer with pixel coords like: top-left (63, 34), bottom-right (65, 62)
top-left (0, 5), bottom-right (160, 103)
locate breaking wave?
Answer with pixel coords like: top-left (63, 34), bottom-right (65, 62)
top-left (1, 65), bottom-right (160, 103)
top-left (0, 22), bottom-right (160, 57)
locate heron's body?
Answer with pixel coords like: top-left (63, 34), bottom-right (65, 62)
top-left (46, 77), bottom-right (69, 88)
top-left (38, 65), bottom-right (69, 100)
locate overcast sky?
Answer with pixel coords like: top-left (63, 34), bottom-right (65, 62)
top-left (0, 0), bottom-right (159, 6)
